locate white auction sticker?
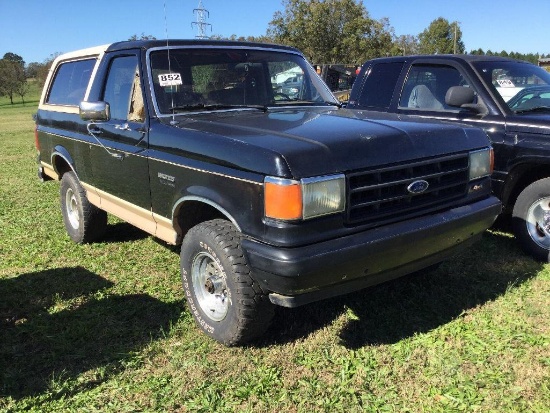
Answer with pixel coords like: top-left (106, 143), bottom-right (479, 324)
top-left (496, 78), bottom-right (515, 87)
top-left (158, 73), bottom-right (183, 87)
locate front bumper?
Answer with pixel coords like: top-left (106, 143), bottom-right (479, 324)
top-left (242, 196), bottom-right (501, 308)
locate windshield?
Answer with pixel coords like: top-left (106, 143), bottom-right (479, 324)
top-left (472, 60), bottom-right (550, 113)
top-left (147, 47), bottom-right (337, 115)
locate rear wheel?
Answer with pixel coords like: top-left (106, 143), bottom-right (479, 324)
top-left (180, 219), bottom-right (274, 345)
top-left (512, 177), bottom-right (550, 261)
top-left (60, 172), bottom-right (107, 243)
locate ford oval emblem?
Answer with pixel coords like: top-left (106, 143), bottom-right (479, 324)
top-left (407, 179), bottom-right (429, 194)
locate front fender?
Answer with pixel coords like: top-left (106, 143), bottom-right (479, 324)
top-left (501, 157), bottom-right (550, 209)
top-left (172, 194), bottom-right (242, 232)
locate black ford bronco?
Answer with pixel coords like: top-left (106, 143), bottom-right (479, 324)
top-left (35, 40), bottom-right (500, 345)
top-left (348, 54), bottom-right (550, 261)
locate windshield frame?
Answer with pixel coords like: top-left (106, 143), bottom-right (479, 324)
top-left (145, 45), bottom-right (338, 117)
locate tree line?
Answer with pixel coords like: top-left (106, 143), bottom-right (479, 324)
top-left (2, 0), bottom-right (548, 104)
top-left (263, 1), bottom-right (548, 65)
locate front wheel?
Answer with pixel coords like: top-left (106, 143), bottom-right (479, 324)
top-left (512, 177), bottom-right (550, 261)
top-left (180, 219), bottom-right (274, 345)
top-left (60, 172), bottom-right (107, 243)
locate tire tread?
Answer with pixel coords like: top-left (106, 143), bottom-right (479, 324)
top-left (60, 172), bottom-right (107, 244)
top-left (512, 177), bottom-right (550, 262)
top-left (181, 219), bottom-right (274, 345)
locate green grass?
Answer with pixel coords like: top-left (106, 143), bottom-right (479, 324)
top-left (0, 89), bottom-right (549, 412)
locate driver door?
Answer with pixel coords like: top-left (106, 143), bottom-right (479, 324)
top-left (88, 53), bottom-right (154, 233)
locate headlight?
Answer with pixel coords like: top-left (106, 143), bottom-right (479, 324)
top-left (264, 174), bottom-right (346, 220)
top-left (469, 148), bottom-right (493, 180)
top-left (302, 175), bottom-right (346, 219)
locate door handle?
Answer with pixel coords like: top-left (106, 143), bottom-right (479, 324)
top-left (86, 123), bottom-right (122, 160)
top-left (115, 123), bottom-right (131, 131)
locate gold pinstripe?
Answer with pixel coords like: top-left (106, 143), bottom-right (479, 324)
top-left (42, 132), bottom-right (263, 185)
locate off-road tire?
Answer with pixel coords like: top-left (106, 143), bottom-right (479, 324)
top-left (60, 172), bottom-right (107, 244)
top-left (180, 219), bottom-right (274, 345)
top-left (512, 177), bottom-right (550, 262)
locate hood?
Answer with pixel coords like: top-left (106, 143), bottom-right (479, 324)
top-left (157, 108), bottom-right (490, 178)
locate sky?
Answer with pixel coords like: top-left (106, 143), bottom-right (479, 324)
top-left (1, 0), bottom-right (549, 64)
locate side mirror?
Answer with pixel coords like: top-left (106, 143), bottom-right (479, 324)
top-left (445, 86), bottom-right (474, 106)
top-left (79, 101), bottom-right (110, 121)
top-left (445, 86), bottom-right (487, 115)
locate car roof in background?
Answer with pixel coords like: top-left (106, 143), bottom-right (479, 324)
top-left (363, 54), bottom-right (533, 65)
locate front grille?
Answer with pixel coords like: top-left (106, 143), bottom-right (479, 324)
top-left (346, 153), bottom-right (470, 225)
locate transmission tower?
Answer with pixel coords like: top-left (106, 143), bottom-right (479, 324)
top-left (192, 0), bottom-right (212, 39)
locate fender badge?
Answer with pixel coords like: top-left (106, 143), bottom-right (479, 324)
top-left (407, 179), bottom-right (429, 194)
top-left (158, 172), bottom-right (175, 182)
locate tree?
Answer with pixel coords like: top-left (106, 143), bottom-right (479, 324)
top-left (0, 60), bottom-right (22, 104)
top-left (0, 53), bottom-right (27, 104)
top-left (25, 53), bottom-right (61, 90)
top-left (14, 72), bottom-right (30, 103)
top-left (469, 48), bottom-right (485, 55)
top-left (267, 0), bottom-right (393, 64)
top-left (212, 34), bottom-right (275, 43)
top-left (391, 34), bottom-right (419, 56)
top-left (3, 52), bottom-right (25, 66)
top-left (418, 18), bottom-right (464, 55)
top-left (26, 61), bottom-right (42, 79)
top-left (128, 33), bottom-right (156, 41)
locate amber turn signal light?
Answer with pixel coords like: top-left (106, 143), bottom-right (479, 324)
top-left (264, 178), bottom-right (303, 220)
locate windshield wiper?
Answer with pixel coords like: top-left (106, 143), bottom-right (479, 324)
top-left (273, 100), bottom-right (342, 107)
top-left (325, 100), bottom-right (343, 108)
top-left (170, 103), bottom-right (268, 113)
top-left (514, 106), bottom-right (550, 114)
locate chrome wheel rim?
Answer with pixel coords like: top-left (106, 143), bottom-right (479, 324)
top-left (65, 188), bottom-right (80, 229)
top-left (526, 196), bottom-right (550, 250)
top-left (191, 251), bottom-right (228, 321)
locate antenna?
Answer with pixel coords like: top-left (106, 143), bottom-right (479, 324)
top-left (192, 0), bottom-right (212, 39)
top-left (164, 0), bottom-right (176, 124)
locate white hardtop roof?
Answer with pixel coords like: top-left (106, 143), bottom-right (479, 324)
top-left (54, 44), bottom-right (111, 63)
top-left (40, 44), bottom-right (111, 108)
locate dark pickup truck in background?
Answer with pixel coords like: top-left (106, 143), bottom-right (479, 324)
top-left (35, 40), bottom-right (500, 345)
top-left (348, 55), bottom-right (550, 261)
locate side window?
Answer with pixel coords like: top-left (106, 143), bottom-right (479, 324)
top-left (46, 59), bottom-right (96, 105)
top-left (102, 56), bottom-right (144, 122)
top-left (400, 64), bottom-right (470, 110)
top-left (357, 62), bottom-right (404, 109)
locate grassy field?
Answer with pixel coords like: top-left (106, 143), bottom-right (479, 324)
top-left (0, 87), bottom-right (548, 412)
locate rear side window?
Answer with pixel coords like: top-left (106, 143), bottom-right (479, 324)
top-left (46, 59), bottom-right (96, 105)
top-left (357, 62), bottom-right (404, 109)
